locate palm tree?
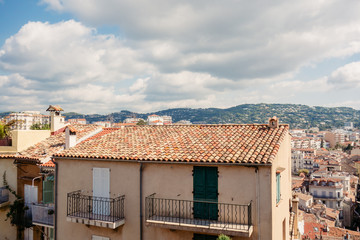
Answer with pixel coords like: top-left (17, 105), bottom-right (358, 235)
top-left (0, 120), bottom-right (16, 140)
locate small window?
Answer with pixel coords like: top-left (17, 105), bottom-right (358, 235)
top-left (276, 173), bottom-right (281, 204)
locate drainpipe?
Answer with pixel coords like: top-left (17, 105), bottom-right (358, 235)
top-left (32, 176), bottom-right (42, 187)
top-left (140, 162), bottom-right (143, 240)
top-left (256, 167), bottom-right (261, 240)
top-left (51, 158), bottom-right (58, 240)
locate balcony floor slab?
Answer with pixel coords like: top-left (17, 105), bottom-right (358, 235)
top-left (146, 215), bottom-right (253, 237)
top-left (67, 212), bottom-right (125, 229)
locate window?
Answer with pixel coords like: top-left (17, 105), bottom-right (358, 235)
top-left (276, 173), bottom-right (281, 204)
top-left (43, 178), bottom-right (54, 204)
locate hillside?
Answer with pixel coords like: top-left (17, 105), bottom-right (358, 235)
top-left (62, 104), bottom-right (360, 130)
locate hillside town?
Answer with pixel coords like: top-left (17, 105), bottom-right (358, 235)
top-left (1, 106), bottom-right (360, 240)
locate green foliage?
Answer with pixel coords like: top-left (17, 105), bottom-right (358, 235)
top-left (2, 172), bottom-right (32, 231)
top-left (0, 120), bottom-right (15, 139)
top-left (297, 169), bottom-right (309, 176)
top-left (136, 119), bottom-right (147, 125)
top-left (217, 234), bottom-right (232, 240)
top-left (30, 123), bottom-right (50, 130)
top-left (49, 104), bottom-right (360, 129)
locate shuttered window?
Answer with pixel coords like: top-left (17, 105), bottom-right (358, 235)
top-left (193, 166), bottom-right (218, 220)
top-left (43, 180), bottom-right (54, 204)
top-left (276, 173), bottom-right (281, 204)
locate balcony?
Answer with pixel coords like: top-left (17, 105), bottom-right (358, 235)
top-left (313, 194), bottom-right (343, 200)
top-left (145, 194), bottom-right (253, 237)
top-left (0, 186), bottom-right (10, 208)
top-left (67, 190), bottom-right (125, 229)
top-left (32, 203), bottom-right (54, 227)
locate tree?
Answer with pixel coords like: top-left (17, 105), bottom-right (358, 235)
top-left (3, 172), bottom-right (32, 239)
top-left (136, 119), bottom-right (147, 125)
top-left (0, 120), bottom-right (16, 139)
top-left (217, 234), bottom-right (232, 240)
top-left (30, 123), bottom-right (50, 130)
top-left (297, 169), bottom-right (309, 176)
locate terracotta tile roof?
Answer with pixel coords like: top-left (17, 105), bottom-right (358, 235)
top-left (54, 124), bottom-right (289, 164)
top-left (17, 123), bottom-right (102, 163)
top-left (0, 154), bottom-right (15, 159)
top-left (46, 105), bottom-right (63, 111)
top-left (297, 192), bottom-right (313, 201)
top-left (42, 160), bottom-right (55, 168)
top-left (292, 179), bottom-right (305, 189)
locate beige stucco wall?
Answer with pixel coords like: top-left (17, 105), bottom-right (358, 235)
top-left (0, 130), bottom-right (50, 153)
top-left (0, 158), bottom-right (17, 240)
top-left (56, 157), bottom-right (280, 240)
top-left (271, 131), bottom-right (292, 240)
top-left (57, 160), bottom-right (140, 240)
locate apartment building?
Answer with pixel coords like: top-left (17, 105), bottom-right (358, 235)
top-left (67, 118), bottom-right (87, 124)
top-left (6, 111), bottom-right (50, 130)
top-left (52, 117), bottom-right (292, 240)
top-left (308, 178), bottom-right (344, 213)
top-left (12, 121), bottom-right (102, 240)
top-left (291, 150), bottom-right (313, 174)
top-left (147, 115), bottom-right (173, 125)
top-left (0, 154), bottom-right (17, 240)
top-left (0, 105), bottom-right (102, 240)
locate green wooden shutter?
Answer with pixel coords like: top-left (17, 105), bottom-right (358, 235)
top-left (276, 173), bottom-right (281, 203)
top-left (193, 166), bottom-right (218, 220)
top-left (49, 228), bottom-right (54, 240)
top-left (43, 180), bottom-right (54, 204)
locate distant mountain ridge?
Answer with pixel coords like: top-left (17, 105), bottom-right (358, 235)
top-left (60, 104), bottom-right (360, 130)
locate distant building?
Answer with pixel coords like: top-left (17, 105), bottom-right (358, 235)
top-left (309, 178), bottom-right (344, 213)
top-left (324, 131), bottom-right (345, 148)
top-left (147, 115), bottom-right (172, 125)
top-left (292, 150), bottom-right (313, 174)
top-left (92, 121), bottom-right (112, 127)
top-left (175, 120), bottom-right (192, 125)
top-left (344, 122), bottom-right (354, 130)
top-left (162, 115), bottom-right (172, 125)
top-left (123, 118), bottom-right (145, 124)
top-left (68, 118), bottom-right (87, 124)
top-left (5, 111), bottom-right (49, 130)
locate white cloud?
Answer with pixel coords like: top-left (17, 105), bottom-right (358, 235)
top-left (0, 20), bottom-right (154, 85)
top-left (2, 1), bottom-right (360, 113)
top-left (327, 61), bottom-right (360, 88)
top-left (39, 0), bottom-right (360, 81)
top-left (39, 0), bottom-right (64, 11)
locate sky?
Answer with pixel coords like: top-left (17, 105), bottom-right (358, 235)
top-left (1, 0), bottom-right (360, 114)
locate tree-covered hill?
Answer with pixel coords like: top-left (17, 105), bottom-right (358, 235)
top-left (2, 104), bottom-right (360, 129)
top-left (62, 103), bottom-right (360, 130)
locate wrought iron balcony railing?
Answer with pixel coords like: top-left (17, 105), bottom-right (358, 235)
top-left (145, 194), bottom-right (253, 237)
top-left (67, 190), bottom-right (125, 229)
top-left (32, 203), bottom-right (54, 227)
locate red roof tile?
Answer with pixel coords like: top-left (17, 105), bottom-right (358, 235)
top-left (46, 105), bottom-right (64, 111)
top-left (54, 124), bottom-right (289, 164)
top-left (18, 124), bottom-right (102, 163)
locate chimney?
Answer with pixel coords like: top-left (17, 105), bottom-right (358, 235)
top-left (46, 105), bottom-right (65, 133)
top-left (268, 116), bottom-right (279, 129)
top-left (65, 126), bottom-right (77, 149)
top-left (291, 194), bottom-right (300, 239)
